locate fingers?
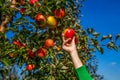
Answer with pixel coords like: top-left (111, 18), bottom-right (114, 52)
top-left (62, 33), bottom-right (76, 46)
top-left (63, 38), bottom-right (71, 45)
top-left (62, 33), bottom-right (65, 42)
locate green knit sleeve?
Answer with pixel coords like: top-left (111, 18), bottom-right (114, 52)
top-left (74, 65), bottom-right (92, 80)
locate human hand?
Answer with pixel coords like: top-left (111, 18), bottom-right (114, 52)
top-left (62, 34), bottom-right (83, 68)
top-left (62, 34), bottom-right (77, 54)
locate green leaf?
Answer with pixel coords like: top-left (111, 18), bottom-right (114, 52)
top-left (87, 28), bottom-right (94, 34)
top-left (91, 39), bottom-right (99, 47)
top-left (1, 58), bottom-right (10, 66)
top-left (101, 35), bottom-right (108, 41)
top-left (113, 46), bottom-right (118, 52)
top-left (93, 32), bottom-right (100, 38)
top-left (97, 46), bottom-right (104, 54)
top-left (107, 42), bottom-right (114, 49)
top-left (108, 34), bottom-right (112, 40)
top-left (0, 0), bottom-right (2, 6)
top-left (101, 34), bottom-right (112, 41)
top-left (115, 34), bottom-right (120, 41)
top-left (56, 1), bottom-right (61, 5)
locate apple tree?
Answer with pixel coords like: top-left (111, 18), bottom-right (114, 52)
top-left (0, 0), bottom-right (120, 80)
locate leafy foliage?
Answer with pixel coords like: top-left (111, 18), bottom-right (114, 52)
top-left (0, 0), bottom-right (119, 80)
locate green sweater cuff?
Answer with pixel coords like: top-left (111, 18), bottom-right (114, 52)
top-left (74, 65), bottom-right (92, 80)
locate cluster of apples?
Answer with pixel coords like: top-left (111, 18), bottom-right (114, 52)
top-left (12, 38), bottom-right (54, 71)
top-left (19, 0), bottom-right (65, 29)
top-left (26, 38), bottom-right (54, 70)
top-left (16, 0), bottom-right (79, 70)
top-left (35, 8), bottom-right (65, 29)
top-left (19, 0), bottom-right (40, 14)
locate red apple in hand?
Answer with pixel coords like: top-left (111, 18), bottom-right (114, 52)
top-left (35, 14), bottom-right (46, 27)
top-left (54, 8), bottom-right (65, 18)
top-left (63, 28), bottom-right (75, 39)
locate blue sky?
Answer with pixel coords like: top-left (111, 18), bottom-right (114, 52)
top-left (80, 0), bottom-right (120, 80)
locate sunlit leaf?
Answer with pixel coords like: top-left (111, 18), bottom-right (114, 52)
top-left (108, 34), bottom-right (112, 40)
top-left (93, 32), bottom-right (100, 38)
top-left (101, 35), bottom-right (108, 41)
top-left (113, 46), bottom-right (118, 52)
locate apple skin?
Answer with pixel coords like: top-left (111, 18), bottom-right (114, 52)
top-left (46, 16), bottom-right (57, 29)
top-left (35, 14), bottom-right (46, 27)
top-left (44, 39), bottom-right (54, 48)
top-left (27, 49), bottom-right (35, 58)
top-left (26, 64), bottom-right (33, 71)
top-left (29, 0), bottom-right (38, 5)
top-left (20, 0), bottom-right (25, 5)
top-left (63, 28), bottom-right (75, 39)
top-left (37, 48), bottom-right (46, 58)
top-left (54, 8), bottom-right (65, 18)
top-left (19, 8), bottom-right (26, 14)
top-left (12, 40), bottom-right (21, 48)
top-left (19, 43), bottom-right (26, 49)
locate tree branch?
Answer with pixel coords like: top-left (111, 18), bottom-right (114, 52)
top-left (0, 0), bottom-right (18, 33)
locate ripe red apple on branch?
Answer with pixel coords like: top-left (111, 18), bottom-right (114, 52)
top-left (12, 40), bottom-right (21, 48)
top-left (27, 49), bottom-right (35, 58)
top-left (12, 40), bottom-right (26, 48)
top-left (44, 39), bottom-right (54, 48)
top-left (54, 8), bottom-right (65, 18)
top-left (26, 64), bottom-right (35, 71)
top-left (29, 0), bottom-right (38, 5)
top-left (35, 14), bottom-right (46, 27)
top-left (20, 0), bottom-right (25, 5)
top-left (19, 8), bottom-right (26, 14)
top-left (37, 48), bottom-right (46, 58)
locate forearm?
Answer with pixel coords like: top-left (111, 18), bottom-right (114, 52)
top-left (70, 50), bottom-right (92, 80)
top-left (70, 50), bottom-right (83, 69)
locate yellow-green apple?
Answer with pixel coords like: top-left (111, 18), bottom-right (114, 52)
top-left (47, 16), bottom-right (58, 28)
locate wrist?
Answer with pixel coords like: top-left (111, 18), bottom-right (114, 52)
top-left (69, 49), bottom-right (78, 55)
top-left (69, 50), bottom-right (83, 68)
